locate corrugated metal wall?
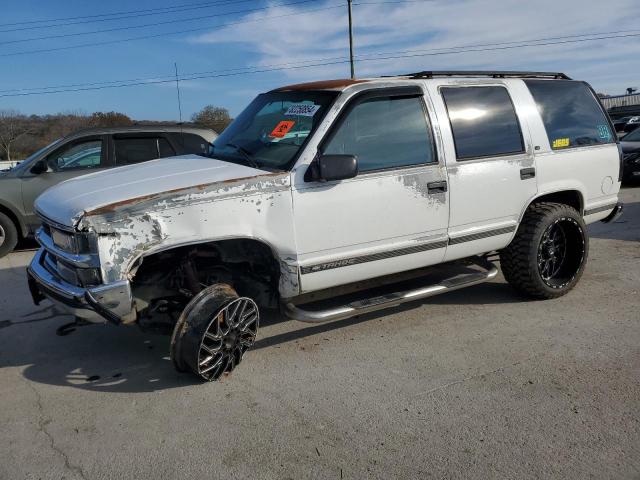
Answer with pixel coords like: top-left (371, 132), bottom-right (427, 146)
top-left (600, 94), bottom-right (640, 109)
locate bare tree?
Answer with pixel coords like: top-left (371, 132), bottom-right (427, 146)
top-left (0, 110), bottom-right (32, 161)
top-left (191, 106), bottom-right (232, 133)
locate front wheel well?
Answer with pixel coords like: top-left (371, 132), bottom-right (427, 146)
top-left (527, 190), bottom-right (583, 215)
top-left (130, 239), bottom-right (281, 321)
top-left (0, 204), bottom-right (25, 239)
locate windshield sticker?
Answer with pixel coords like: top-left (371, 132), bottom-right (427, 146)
top-left (285, 104), bottom-right (320, 117)
top-left (552, 138), bottom-right (570, 149)
top-left (597, 124), bottom-right (612, 140)
top-left (270, 120), bottom-right (296, 138)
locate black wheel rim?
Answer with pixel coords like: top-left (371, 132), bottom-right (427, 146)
top-left (197, 297), bottom-right (259, 381)
top-left (537, 217), bottom-right (585, 289)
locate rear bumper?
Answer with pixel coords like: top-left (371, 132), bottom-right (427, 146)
top-left (27, 248), bottom-right (134, 324)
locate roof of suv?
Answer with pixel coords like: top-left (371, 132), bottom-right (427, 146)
top-left (272, 71), bottom-right (571, 93)
top-left (64, 124), bottom-right (217, 140)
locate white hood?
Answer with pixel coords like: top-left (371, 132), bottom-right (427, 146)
top-left (35, 155), bottom-right (268, 227)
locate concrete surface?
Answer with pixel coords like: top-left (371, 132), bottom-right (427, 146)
top-left (1, 187), bottom-right (639, 480)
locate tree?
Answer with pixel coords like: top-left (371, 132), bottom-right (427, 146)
top-left (0, 110), bottom-right (32, 161)
top-left (89, 111), bottom-right (132, 127)
top-left (191, 106), bottom-right (232, 133)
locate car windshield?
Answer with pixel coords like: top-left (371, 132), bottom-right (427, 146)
top-left (209, 91), bottom-right (337, 171)
top-left (11, 138), bottom-right (63, 172)
top-left (623, 128), bottom-right (640, 141)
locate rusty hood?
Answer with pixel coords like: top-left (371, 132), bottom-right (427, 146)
top-left (34, 154), bottom-right (275, 228)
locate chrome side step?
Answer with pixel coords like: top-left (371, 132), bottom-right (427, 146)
top-left (283, 257), bottom-right (498, 323)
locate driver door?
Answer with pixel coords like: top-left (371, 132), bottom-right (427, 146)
top-left (291, 86), bottom-right (450, 293)
top-left (20, 135), bottom-right (109, 230)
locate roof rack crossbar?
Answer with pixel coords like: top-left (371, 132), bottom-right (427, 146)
top-left (395, 70), bottom-right (571, 80)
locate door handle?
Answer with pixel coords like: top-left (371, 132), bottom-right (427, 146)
top-left (427, 180), bottom-right (448, 194)
top-left (520, 167), bottom-right (536, 180)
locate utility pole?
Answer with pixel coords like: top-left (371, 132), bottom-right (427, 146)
top-left (174, 62), bottom-right (183, 124)
top-left (347, 0), bottom-right (355, 79)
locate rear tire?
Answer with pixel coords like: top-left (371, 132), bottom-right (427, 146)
top-left (0, 212), bottom-right (18, 259)
top-left (500, 202), bottom-right (588, 299)
top-left (170, 284), bottom-right (259, 381)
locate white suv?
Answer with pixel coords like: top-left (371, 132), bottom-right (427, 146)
top-left (27, 71), bottom-right (623, 381)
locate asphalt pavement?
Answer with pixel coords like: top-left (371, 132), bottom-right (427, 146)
top-left (1, 186), bottom-right (639, 479)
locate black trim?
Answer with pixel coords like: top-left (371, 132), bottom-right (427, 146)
top-left (300, 226), bottom-right (517, 275)
top-left (300, 239), bottom-right (448, 275)
top-left (584, 203), bottom-right (617, 216)
top-left (400, 71), bottom-right (571, 80)
top-left (448, 226), bottom-right (516, 245)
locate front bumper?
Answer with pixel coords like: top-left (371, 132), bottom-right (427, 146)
top-left (27, 248), bottom-right (134, 324)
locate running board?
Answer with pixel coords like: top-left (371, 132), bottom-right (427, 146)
top-left (283, 257), bottom-right (498, 323)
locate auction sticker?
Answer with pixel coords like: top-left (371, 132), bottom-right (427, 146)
top-left (270, 120), bottom-right (295, 138)
top-left (285, 104), bottom-right (320, 116)
top-left (552, 137), bottom-right (570, 149)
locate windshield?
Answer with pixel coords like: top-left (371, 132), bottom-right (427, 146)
top-left (623, 128), bottom-right (640, 142)
top-left (10, 138), bottom-right (63, 172)
top-left (209, 91), bottom-right (338, 171)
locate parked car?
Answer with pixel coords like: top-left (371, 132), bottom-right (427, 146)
top-left (0, 125), bottom-right (216, 257)
top-left (623, 116), bottom-right (640, 134)
top-left (27, 72), bottom-right (623, 381)
top-left (613, 116), bottom-right (633, 133)
top-left (620, 127), bottom-right (640, 182)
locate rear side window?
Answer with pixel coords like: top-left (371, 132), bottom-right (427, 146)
top-left (172, 133), bottom-right (209, 155)
top-left (323, 95), bottom-right (435, 171)
top-left (441, 86), bottom-right (525, 160)
top-left (525, 80), bottom-right (614, 149)
top-left (114, 137), bottom-right (175, 165)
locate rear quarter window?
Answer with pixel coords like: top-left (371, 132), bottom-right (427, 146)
top-left (524, 80), bottom-right (614, 150)
top-left (171, 133), bottom-right (210, 155)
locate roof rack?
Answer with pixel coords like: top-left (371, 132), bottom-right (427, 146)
top-left (395, 70), bottom-right (571, 80)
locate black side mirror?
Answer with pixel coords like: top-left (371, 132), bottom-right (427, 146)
top-left (30, 160), bottom-right (49, 175)
top-left (312, 154), bottom-right (358, 182)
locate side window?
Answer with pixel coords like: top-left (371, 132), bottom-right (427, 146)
top-left (441, 86), bottom-right (525, 160)
top-left (524, 80), bottom-right (614, 149)
top-left (114, 137), bottom-right (166, 165)
top-left (173, 133), bottom-right (209, 155)
top-left (323, 95), bottom-right (435, 171)
top-left (48, 139), bottom-right (103, 171)
top-left (158, 138), bottom-right (176, 158)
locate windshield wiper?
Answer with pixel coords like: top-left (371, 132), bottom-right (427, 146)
top-left (224, 142), bottom-right (261, 169)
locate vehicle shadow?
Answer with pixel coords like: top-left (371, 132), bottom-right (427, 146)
top-left (588, 199), bottom-right (639, 242)
top-left (6, 277), bottom-right (524, 394)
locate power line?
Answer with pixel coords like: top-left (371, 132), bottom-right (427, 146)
top-left (0, 0), bottom-right (255, 30)
top-left (0, 0), bottom-right (425, 32)
top-left (0, 0), bottom-right (320, 45)
top-left (0, 0), bottom-right (433, 53)
top-left (1, 31), bottom-right (638, 98)
top-left (2, 28), bottom-right (637, 94)
top-left (0, 2), bottom-right (346, 57)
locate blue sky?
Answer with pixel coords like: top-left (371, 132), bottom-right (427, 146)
top-left (1, 0), bottom-right (639, 120)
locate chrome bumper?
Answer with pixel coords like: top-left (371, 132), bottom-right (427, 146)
top-left (27, 248), bottom-right (134, 324)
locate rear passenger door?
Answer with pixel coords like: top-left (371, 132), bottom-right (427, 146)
top-left (112, 134), bottom-right (176, 166)
top-left (430, 82), bottom-right (538, 261)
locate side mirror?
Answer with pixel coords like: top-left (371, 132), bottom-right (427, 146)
top-left (30, 160), bottom-right (49, 175)
top-left (314, 154), bottom-right (358, 182)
